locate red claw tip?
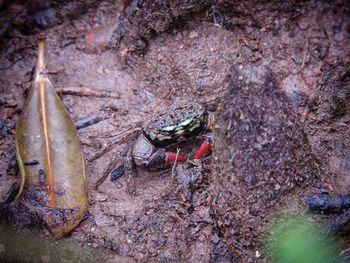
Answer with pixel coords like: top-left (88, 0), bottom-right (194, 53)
top-left (194, 141), bottom-right (212, 160)
top-left (166, 152), bottom-right (187, 163)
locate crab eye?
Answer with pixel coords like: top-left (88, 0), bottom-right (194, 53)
top-left (178, 118), bottom-right (193, 127)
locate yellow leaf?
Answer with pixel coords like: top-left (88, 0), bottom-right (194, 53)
top-left (15, 38), bottom-right (88, 238)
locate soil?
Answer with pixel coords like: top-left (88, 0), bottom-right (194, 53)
top-left (0, 0), bottom-right (350, 262)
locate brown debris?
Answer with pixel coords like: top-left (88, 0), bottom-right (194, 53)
top-left (210, 64), bottom-right (327, 261)
top-left (0, 0), bottom-right (350, 262)
top-left (57, 86), bottom-right (120, 99)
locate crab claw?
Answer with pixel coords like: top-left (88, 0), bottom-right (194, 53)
top-left (166, 152), bottom-right (187, 163)
top-left (194, 139), bottom-right (212, 160)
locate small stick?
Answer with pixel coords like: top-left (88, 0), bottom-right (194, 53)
top-left (2, 181), bottom-right (20, 204)
top-left (56, 86), bottom-right (120, 99)
top-left (0, 56), bottom-right (24, 71)
top-left (88, 127), bottom-right (141, 162)
top-left (88, 140), bottom-right (120, 162)
top-left (160, 148), bottom-right (183, 198)
top-left (96, 125), bottom-right (142, 139)
top-left (171, 148), bottom-right (181, 180)
top-left (94, 149), bottom-right (122, 189)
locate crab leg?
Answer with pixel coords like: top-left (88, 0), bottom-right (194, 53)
top-left (194, 136), bottom-right (213, 160)
top-left (135, 149), bottom-right (187, 171)
top-left (166, 152), bottom-right (187, 163)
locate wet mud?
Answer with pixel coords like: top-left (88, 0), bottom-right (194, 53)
top-left (1, 0), bottom-right (350, 262)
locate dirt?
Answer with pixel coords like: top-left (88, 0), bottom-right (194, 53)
top-left (0, 0), bottom-right (350, 262)
top-left (211, 63), bottom-right (329, 261)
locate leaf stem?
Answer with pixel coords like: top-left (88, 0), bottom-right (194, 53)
top-left (36, 39), bottom-right (46, 80)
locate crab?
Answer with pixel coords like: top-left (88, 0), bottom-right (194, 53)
top-left (93, 102), bottom-right (213, 189)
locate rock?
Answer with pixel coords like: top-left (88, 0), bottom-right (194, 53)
top-left (95, 192), bottom-right (108, 202)
top-left (189, 31), bottom-right (198, 38)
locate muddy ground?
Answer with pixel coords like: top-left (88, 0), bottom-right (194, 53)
top-left (1, 0), bottom-right (350, 262)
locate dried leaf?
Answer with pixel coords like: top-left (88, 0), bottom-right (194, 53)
top-left (15, 38), bottom-right (88, 238)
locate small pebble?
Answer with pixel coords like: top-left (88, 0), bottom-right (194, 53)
top-left (189, 31), bottom-right (198, 38)
top-left (95, 193), bottom-right (108, 202)
top-left (157, 53), bottom-right (164, 61)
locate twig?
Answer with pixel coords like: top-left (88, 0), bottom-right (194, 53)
top-left (171, 148), bottom-right (181, 180)
top-left (88, 139), bottom-right (120, 162)
top-left (160, 148), bottom-right (182, 198)
top-left (0, 56), bottom-right (23, 71)
top-left (56, 86), bottom-right (120, 99)
top-left (88, 127), bottom-right (141, 162)
top-left (2, 181), bottom-right (20, 204)
top-left (94, 124), bottom-right (142, 139)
